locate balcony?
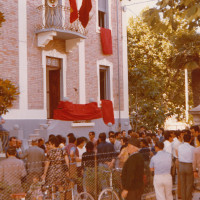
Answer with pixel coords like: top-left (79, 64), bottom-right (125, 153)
top-left (35, 4), bottom-right (87, 52)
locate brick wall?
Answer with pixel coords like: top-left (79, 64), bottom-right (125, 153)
top-left (65, 0), bottom-right (125, 110)
top-left (0, 0), bottom-right (126, 117)
top-left (0, 1), bottom-right (19, 109)
top-left (27, 0), bottom-right (44, 109)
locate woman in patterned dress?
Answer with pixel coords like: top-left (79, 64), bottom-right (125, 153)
top-left (42, 135), bottom-right (69, 186)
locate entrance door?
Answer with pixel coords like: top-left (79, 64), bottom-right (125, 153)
top-left (49, 69), bottom-right (60, 119)
top-left (46, 57), bottom-right (61, 119)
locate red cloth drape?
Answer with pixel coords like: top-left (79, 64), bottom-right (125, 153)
top-left (54, 101), bottom-right (102, 121)
top-left (101, 100), bottom-right (115, 125)
top-left (79, 0), bottom-right (92, 28)
top-left (100, 27), bottom-right (113, 55)
top-left (69, 0), bottom-right (78, 23)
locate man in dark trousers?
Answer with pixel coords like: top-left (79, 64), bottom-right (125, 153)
top-left (121, 138), bottom-right (144, 200)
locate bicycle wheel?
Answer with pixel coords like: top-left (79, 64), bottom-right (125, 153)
top-left (98, 188), bottom-right (120, 200)
top-left (76, 192), bottom-right (95, 200)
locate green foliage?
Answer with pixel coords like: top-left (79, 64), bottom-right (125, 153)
top-left (142, 0), bottom-right (200, 31)
top-left (0, 79), bottom-right (19, 115)
top-left (142, 0), bottom-right (200, 107)
top-left (0, 12), bottom-right (5, 28)
top-left (128, 16), bottom-right (192, 130)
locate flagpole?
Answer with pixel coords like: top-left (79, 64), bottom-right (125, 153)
top-left (116, 0), bottom-right (121, 131)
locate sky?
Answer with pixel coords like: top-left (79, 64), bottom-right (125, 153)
top-left (124, 0), bottom-right (157, 21)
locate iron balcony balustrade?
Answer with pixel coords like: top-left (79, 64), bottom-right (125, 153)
top-left (35, 4), bottom-right (87, 50)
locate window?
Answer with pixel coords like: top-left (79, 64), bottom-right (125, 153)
top-left (100, 66), bottom-right (110, 100)
top-left (98, 0), bottom-right (108, 28)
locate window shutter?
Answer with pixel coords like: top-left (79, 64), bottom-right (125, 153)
top-left (98, 0), bottom-right (107, 12)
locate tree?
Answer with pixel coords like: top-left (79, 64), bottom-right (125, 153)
top-left (128, 15), bottom-right (192, 130)
top-left (142, 0), bottom-right (200, 107)
top-left (0, 79), bottom-right (19, 115)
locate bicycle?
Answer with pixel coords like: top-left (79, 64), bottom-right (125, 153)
top-left (42, 179), bottom-right (75, 200)
top-left (76, 192), bottom-right (95, 200)
top-left (98, 168), bottom-right (121, 200)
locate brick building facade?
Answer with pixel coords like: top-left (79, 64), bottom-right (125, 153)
top-left (0, 0), bottom-right (129, 137)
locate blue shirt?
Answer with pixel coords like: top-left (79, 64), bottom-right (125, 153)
top-left (150, 150), bottom-right (172, 175)
top-left (178, 142), bottom-right (195, 163)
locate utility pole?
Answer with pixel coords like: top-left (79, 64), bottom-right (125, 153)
top-left (116, 0), bottom-right (121, 131)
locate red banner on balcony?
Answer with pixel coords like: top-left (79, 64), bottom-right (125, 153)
top-left (69, 0), bottom-right (78, 23)
top-left (79, 0), bottom-right (92, 28)
top-left (100, 27), bottom-right (113, 55)
top-left (53, 101), bottom-right (102, 121)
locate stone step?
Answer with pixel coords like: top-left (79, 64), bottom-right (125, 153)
top-left (39, 124), bottom-right (49, 130)
top-left (47, 119), bottom-right (54, 125)
top-left (34, 129), bottom-right (40, 135)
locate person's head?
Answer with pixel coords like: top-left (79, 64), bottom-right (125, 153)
top-left (155, 141), bottom-right (164, 152)
top-left (56, 135), bottom-right (63, 145)
top-left (190, 125), bottom-right (200, 137)
top-left (48, 135), bottom-right (59, 148)
top-left (85, 141), bottom-right (94, 152)
top-left (99, 132), bottom-right (106, 142)
top-left (164, 131), bottom-right (173, 142)
top-left (109, 135), bottom-right (115, 144)
top-left (48, 134), bottom-right (55, 141)
top-left (170, 131), bottom-right (176, 139)
top-left (140, 139), bottom-right (148, 148)
top-left (108, 131), bottom-right (115, 137)
top-left (175, 131), bottom-right (184, 142)
top-left (151, 133), bottom-right (156, 139)
top-left (69, 135), bottom-right (76, 144)
top-left (89, 131), bottom-right (95, 141)
top-left (121, 137), bottom-right (128, 146)
top-left (38, 138), bottom-right (44, 146)
top-left (139, 132), bottom-right (146, 139)
top-left (7, 147), bottom-right (16, 157)
top-left (121, 130), bottom-right (126, 137)
top-left (77, 137), bottom-right (85, 148)
top-left (115, 132), bottom-right (121, 140)
top-left (139, 125), bottom-right (145, 131)
top-left (32, 139), bottom-right (38, 146)
top-left (183, 134), bottom-right (191, 143)
top-left (158, 128), bottom-right (164, 135)
top-left (127, 138), bottom-right (140, 154)
top-left (67, 133), bottom-right (75, 141)
top-left (16, 140), bottom-right (22, 148)
top-left (128, 129), bottom-right (133, 137)
top-left (9, 137), bottom-right (17, 147)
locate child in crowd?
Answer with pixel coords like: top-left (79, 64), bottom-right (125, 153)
top-left (28, 174), bottom-right (45, 200)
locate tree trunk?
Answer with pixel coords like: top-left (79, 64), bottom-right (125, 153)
top-left (192, 68), bottom-right (200, 107)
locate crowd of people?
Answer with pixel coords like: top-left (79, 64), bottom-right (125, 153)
top-left (0, 125), bottom-right (200, 200)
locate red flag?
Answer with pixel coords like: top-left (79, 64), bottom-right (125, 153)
top-left (69, 0), bottom-right (78, 23)
top-left (100, 27), bottom-right (113, 55)
top-left (101, 100), bottom-right (115, 125)
top-left (79, 0), bottom-right (92, 28)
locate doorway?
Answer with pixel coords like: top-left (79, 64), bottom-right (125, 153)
top-left (46, 57), bottom-right (62, 119)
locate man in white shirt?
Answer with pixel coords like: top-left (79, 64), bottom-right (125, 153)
top-left (172, 131), bottom-right (183, 198)
top-left (150, 141), bottom-right (173, 200)
top-left (163, 131), bottom-right (173, 155)
top-left (190, 125), bottom-right (200, 147)
top-left (178, 134), bottom-right (195, 200)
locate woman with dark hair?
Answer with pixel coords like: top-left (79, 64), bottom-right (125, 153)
top-left (42, 135), bottom-right (69, 187)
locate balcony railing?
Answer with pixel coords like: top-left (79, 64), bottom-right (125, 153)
top-left (36, 5), bottom-right (87, 36)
